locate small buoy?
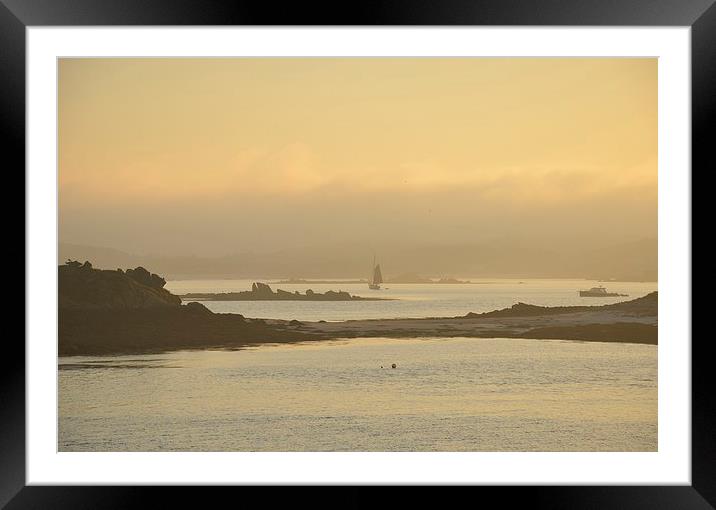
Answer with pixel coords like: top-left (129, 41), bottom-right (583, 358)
top-left (391, 363), bottom-right (397, 369)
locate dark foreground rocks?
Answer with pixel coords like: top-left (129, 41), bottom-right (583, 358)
top-left (58, 261), bottom-right (318, 355)
top-left (59, 306), bottom-right (318, 356)
top-left (520, 323), bottom-right (657, 344)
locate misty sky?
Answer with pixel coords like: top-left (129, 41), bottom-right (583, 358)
top-left (59, 58), bottom-right (657, 256)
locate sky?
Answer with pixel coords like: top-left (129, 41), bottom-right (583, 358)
top-left (59, 58), bottom-right (657, 257)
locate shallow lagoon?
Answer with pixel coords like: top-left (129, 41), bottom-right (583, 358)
top-left (59, 337), bottom-right (656, 452)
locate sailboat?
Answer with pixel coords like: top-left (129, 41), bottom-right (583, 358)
top-left (368, 256), bottom-right (383, 290)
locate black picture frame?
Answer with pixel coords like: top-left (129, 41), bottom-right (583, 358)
top-left (4, 0), bottom-right (709, 506)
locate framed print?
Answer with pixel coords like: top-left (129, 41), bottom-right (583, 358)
top-left (5, 0), bottom-right (710, 506)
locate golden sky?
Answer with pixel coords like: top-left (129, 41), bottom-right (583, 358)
top-left (59, 58), bottom-right (656, 255)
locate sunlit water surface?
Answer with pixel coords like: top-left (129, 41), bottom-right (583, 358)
top-left (166, 278), bottom-right (657, 321)
top-left (59, 337), bottom-right (657, 451)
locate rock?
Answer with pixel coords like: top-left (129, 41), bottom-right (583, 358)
top-left (251, 282), bottom-right (273, 296)
top-left (150, 273), bottom-right (167, 289)
top-left (184, 301), bottom-right (213, 315)
top-left (125, 266), bottom-right (166, 289)
top-left (59, 261), bottom-right (181, 310)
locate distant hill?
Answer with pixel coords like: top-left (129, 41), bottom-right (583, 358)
top-left (577, 238), bottom-right (657, 282)
top-left (385, 273), bottom-right (470, 284)
top-left (59, 244), bottom-right (140, 270)
top-left (385, 272), bottom-right (433, 284)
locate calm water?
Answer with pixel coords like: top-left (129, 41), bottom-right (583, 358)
top-left (59, 337), bottom-right (657, 452)
top-left (165, 278), bottom-right (658, 321)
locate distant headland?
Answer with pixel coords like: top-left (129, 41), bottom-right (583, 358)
top-left (385, 273), bottom-right (472, 284)
top-left (273, 278), bottom-right (367, 285)
top-left (274, 274), bottom-right (474, 285)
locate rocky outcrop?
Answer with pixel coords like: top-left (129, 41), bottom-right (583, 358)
top-left (180, 283), bottom-right (389, 301)
top-left (58, 262), bottom-right (321, 355)
top-left (125, 266), bottom-right (167, 290)
top-left (59, 260), bottom-right (181, 309)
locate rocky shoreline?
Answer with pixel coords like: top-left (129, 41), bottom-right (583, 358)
top-left (296, 292), bottom-right (657, 346)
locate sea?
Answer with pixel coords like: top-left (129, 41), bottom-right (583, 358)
top-left (59, 278), bottom-right (658, 452)
top-left (164, 278), bottom-right (658, 321)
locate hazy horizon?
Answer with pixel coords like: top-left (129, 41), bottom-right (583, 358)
top-left (59, 236), bottom-right (657, 281)
top-left (59, 58), bottom-right (657, 271)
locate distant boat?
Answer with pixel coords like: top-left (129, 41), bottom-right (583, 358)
top-left (579, 286), bottom-right (628, 297)
top-left (368, 256), bottom-right (383, 290)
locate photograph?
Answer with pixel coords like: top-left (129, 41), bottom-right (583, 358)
top-left (0, 0), bottom-right (708, 499)
top-left (57, 56), bottom-right (659, 453)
